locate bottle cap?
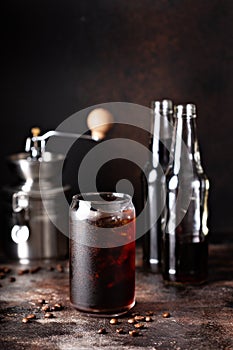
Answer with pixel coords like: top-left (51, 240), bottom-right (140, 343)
top-left (152, 99), bottom-right (173, 115)
top-left (176, 104), bottom-right (196, 118)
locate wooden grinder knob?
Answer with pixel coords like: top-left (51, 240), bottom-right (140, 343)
top-left (87, 108), bottom-right (114, 140)
top-left (31, 127), bottom-right (41, 137)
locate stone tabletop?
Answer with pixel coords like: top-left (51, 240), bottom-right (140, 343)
top-left (0, 244), bottom-right (233, 350)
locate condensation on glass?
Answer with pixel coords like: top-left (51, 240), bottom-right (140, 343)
top-left (69, 192), bottom-right (136, 316)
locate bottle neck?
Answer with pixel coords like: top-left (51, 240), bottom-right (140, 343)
top-left (171, 115), bottom-right (203, 175)
top-left (149, 101), bottom-right (173, 169)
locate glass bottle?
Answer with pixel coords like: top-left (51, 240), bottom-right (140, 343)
top-left (142, 99), bottom-right (174, 272)
top-left (161, 104), bottom-right (209, 284)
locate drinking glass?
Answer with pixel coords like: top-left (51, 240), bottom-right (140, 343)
top-left (69, 192), bottom-right (136, 316)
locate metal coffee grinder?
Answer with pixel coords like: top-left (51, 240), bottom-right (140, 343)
top-left (1, 108), bottom-right (113, 263)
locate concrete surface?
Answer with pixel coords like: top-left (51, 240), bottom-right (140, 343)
top-left (0, 244), bottom-right (233, 350)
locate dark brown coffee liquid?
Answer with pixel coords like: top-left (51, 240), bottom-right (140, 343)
top-left (70, 216), bottom-right (135, 315)
top-left (162, 237), bottom-right (208, 285)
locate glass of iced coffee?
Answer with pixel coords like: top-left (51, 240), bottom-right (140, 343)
top-left (69, 192), bottom-right (136, 316)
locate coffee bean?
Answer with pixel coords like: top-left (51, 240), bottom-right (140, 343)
top-left (97, 328), bottom-right (107, 334)
top-left (18, 269), bottom-right (29, 275)
top-left (3, 267), bottom-right (11, 274)
top-left (134, 315), bottom-right (145, 321)
top-left (145, 316), bottom-right (153, 322)
top-left (47, 266), bottom-right (55, 271)
top-left (51, 303), bottom-right (63, 311)
top-left (26, 314), bottom-right (36, 320)
top-left (0, 284), bottom-right (2, 288)
top-left (56, 264), bottom-right (64, 273)
top-left (162, 312), bottom-right (171, 318)
top-left (37, 298), bottom-right (46, 305)
top-left (41, 305), bottom-right (50, 312)
top-left (0, 273), bottom-right (6, 279)
top-left (44, 312), bottom-right (54, 319)
top-left (134, 323), bottom-right (144, 329)
top-left (146, 311), bottom-right (154, 316)
top-left (9, 277), bottom-right (16, 282)
top-left (29, 267), bottom-right (41, 274)
top-left (129, 330), bottom-right (140, 337)
top-left (22, 317), bottom-right (29, 323)
top-left (128, 318), bottom-right (136, 324)
top-left (116, 328), bottom-right (124, 334)
top-left (109, 318), bottom-right (118, 325)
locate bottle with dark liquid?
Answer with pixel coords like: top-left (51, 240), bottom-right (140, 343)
top-left (142, 99), bottom-right (174, 272)
top-left (161, 104), bottom-right (209, 285)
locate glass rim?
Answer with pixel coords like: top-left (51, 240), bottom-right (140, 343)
top-left (72, 192), bottom-right (132, 205)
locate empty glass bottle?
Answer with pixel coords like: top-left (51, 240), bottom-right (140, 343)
top-left (161, 104), bottom-right (209, 284)
top-left (142, 99), bottom-right (174, 272)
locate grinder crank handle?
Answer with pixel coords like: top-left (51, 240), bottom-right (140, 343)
top-left (31, 107), bottom-right (114, 143)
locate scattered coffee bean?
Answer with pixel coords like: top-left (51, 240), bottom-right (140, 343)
top-left (26, 314), bottom-right (36, 320)
top-left (0, 284), bottom-right (2, 288)
top-left (0, 273), bottom-right (6, 279)
top-left (134, 323), bottom-right (144, 329)
top-left (146, 311), bottom-right (154, 316)
top-left (128, 318), bottom-right (136, 324)
top-left (37, 298), bottom-right (46, 305)
top-left (48, 266), bottom-right (55, 271)
top-left (56, 264), bottom-right (64, 273)
top-left (116, 328), bottom-right (124, 334)
top-left (131, 312), bottom-right (140, 317)
top-left (44, 312), bottom-right (54, 319)
top-left (109, 318), bottom-right (118, 325)
top-left (51, 303), bottom-right (63, 311)
top-left (3, 267), bottom-right (11, 274)
top-left (9, 277), bottom-right (16, 282)
top-left (129, 330), bottom-right (140, 337)
top-left (41, 305), bottom-right (50, 312)
top-left (22, 317), bottom-right (29, 323)
top-left (134, 315), bottom-right (145, 322)
top-left (29, 267), bottom-right (41, 274)
top-left (97, 328), bottom-right (107, 334)
top-left (162, 312), bottom-right (171, 318)
top-left (18, 269), bottom-right (29, 275)
top-left (145, 316), bottom-right (153, 322)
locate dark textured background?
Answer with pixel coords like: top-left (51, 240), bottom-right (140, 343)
top-left (0, 0), bottom-right (232, 239)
